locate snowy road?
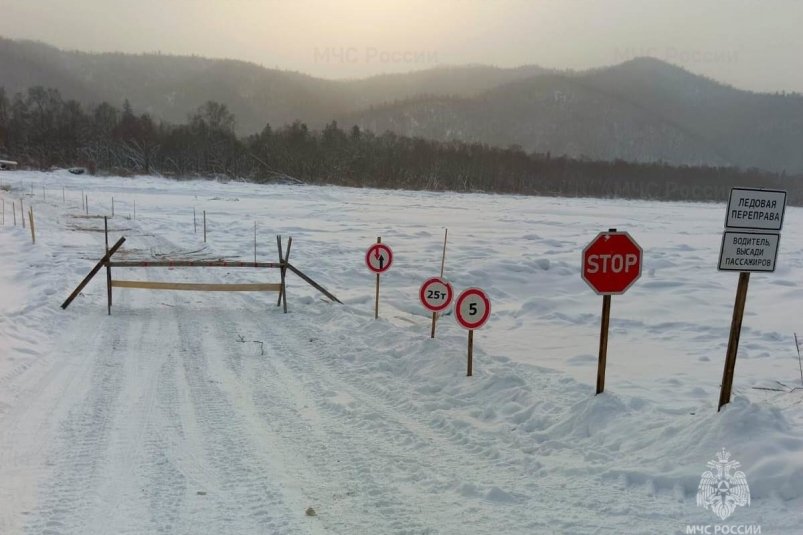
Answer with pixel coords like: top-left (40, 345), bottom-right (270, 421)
top-left (1, 172), bottom-right (801, 533)
top-left (4, 267), bottom-right (683, 534)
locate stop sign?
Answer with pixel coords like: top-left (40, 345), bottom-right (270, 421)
top-left (582, 231), bottom-right (643, 295)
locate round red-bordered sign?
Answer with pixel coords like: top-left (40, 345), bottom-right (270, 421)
top-left (454, 287), bottom-right (491, 330)
top-left (365, 243), bottom-right (393, 273)
top-left (419, 277), bottom-right (454, 312)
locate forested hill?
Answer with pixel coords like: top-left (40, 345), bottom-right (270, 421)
top-left (343, 58), bottom-right (803, 173)
top-left (0, 38), bottom-right (548, 135)
top-left (1, 87), bottom-right (801, 205)
top-left (2, 37), bottom-right (803, 173)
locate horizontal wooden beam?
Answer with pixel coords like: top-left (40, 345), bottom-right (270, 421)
top-left (109, 260), bottom-right (282, 269)
top-left (111, 280), bottom-right (282, 292)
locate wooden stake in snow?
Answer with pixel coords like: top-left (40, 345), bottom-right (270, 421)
top-left (85, 194), bottom-right (89, 215)
top-left (12, 201), bottom-right (16, 226)
top-left (795, 332), bottom-right (802, 387)
top-left (20, 198), bottom-right (25, 229)
top-left (193, 207), bottom-right (197, 234)
top-left (28, 207), bottom-right (35, 244)
top-left (111, 197), bottom-right (115, 217)
top-left (203, 210), bottom-right (207, 243)
top-left (431, 228), bottom-right (448, 338)
top-left (105, 216), bottom-right (112, 315)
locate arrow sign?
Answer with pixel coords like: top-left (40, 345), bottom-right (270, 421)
top-left (365, 243), bottom-right (393, 274)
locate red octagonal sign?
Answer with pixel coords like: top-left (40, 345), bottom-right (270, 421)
top-left (581, 231), bottom-right (643, 295)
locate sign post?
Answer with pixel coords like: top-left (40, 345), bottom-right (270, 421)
top-left (430, 229), bottom-right (449, 337)
top-left (717, 187), bottom-right (786, 411)
top-left (365, 238), bottom-right (393, 319)
top-left (581, 229), bottom-right (642, 394)
top-left (454, 287), bottom-right (491, 376)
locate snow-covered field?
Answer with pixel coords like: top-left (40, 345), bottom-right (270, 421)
top-left (1, 170), bottom-right (801, 534)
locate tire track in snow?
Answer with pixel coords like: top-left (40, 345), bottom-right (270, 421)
top-left (220, 298), bottom-right (686, 534)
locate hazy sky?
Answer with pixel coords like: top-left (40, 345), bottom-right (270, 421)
top-left (2, 0), bottom-right (802, 92)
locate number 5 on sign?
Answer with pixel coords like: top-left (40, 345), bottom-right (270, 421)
top-left (454, 288), bottom-right (491, 376)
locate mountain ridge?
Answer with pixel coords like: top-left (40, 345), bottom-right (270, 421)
top-left (2, 37), bottom-right (802, 172)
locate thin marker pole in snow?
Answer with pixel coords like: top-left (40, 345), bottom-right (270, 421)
top-left (133, 199), bottom-right (136, 220)
top-left (254, 222), bottom-right (257, 264)
top-left (105, 216), bottom-right (112, 315)
top-left (467, 329), bottom-right (474, 376)
top-left (85, 195), bottom-right (89, 215)
top-left (795, 332), bottom-right (802, 387)
top-left (718, 272), bottom-right (750, 411)
top-left (375, 236), bottom-right (381, 320)
top-left (111, 197), bottom-right (115, 217)
top-left (28, 207), bottom-right (35, 244)
top-left (431, 228), bottom-right (448, 338)
top-left (193, 207), bottom-right (197, 234)
top-left (203, 210), bottom-right (207, 243)
top-left (20, 198), bottom-right (24, 229)
top-left (12, 201), bottom-right (16, 226)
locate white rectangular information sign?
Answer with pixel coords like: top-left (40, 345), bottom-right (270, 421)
top-left (725, 188), bottom-right (786, 231)
top-left (718, 231), bottom-right (780, 272)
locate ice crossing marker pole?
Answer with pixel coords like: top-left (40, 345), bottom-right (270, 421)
top-left (28, 207), bottom-right (35, 244)
top-left (431, 228), bottom-right (448, 338)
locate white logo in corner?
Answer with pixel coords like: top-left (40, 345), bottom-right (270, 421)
top-left (696, 449), bottom-right (750, 520)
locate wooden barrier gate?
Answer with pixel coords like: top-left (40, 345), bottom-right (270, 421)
top-left (62, 222), bottom-right (340, 313)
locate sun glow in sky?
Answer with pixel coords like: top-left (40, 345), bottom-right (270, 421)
top-left (2, 0), bottom-right (802, 92)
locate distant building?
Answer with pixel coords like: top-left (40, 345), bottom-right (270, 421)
top-left (0, 160), bottom-right (18, 170)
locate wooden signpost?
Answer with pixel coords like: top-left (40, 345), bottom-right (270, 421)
top-left (365, 238), bottom-right (393, 319)
top-left (717, 187), bottom-right (786, 411)
top-left (454, 287), bottom-right (491, 376)
top-left (581, 229), bottom-right (643, 394)
top-left (429, 229), bottom-right (449, 337)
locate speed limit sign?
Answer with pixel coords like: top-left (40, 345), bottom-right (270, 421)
top-left (419, 277), bottom-right (453, 313)
top-left (454, 288), bottom-right (491, 330)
